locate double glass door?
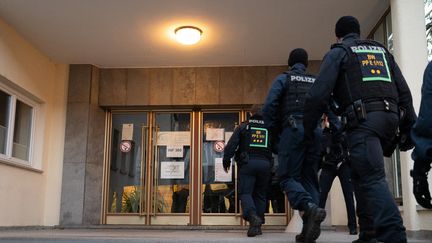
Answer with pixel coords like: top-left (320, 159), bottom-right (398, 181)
top-left (103, 109), bottom-right (289, 226)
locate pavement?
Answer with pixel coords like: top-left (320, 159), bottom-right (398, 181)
top-left (0, 227), bottom-right (430, 243)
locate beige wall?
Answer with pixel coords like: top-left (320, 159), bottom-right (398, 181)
top-left (0, 17), bottom-right (68, 226)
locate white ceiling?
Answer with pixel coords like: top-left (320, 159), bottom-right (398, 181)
top-left (0, 0), bottom-right (389, 68)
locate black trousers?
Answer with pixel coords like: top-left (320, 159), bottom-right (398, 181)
top-left (319, 163), bottom-right (357, 231)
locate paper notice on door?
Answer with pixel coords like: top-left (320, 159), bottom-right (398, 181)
top-left (206, 128), bottom-right (225, 141)
top-left (166, 145), bottom-right (183, 158)
top-left (225, 132), bottom-right (233, 144)
top-left (214, 158), bottom-right (232, 182)
top-left (157, 131), bottom-right (191, 146)
top-left (121, 124), bottom-right (134, 141)
top-left (160, 161), bottom-right (184, 179)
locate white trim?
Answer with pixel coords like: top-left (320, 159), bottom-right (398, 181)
top-left (0, 79), bottom-right (43, 170)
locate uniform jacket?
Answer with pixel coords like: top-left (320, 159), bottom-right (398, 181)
top-left (411, 62), bottom-right (432, 166)
top-left (303, 33), bottom-right (416, 139)
top-left (263, 63), bottom-right (314, 133)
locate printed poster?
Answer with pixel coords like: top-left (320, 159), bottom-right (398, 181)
top-left (160, 161), bottom-right (184, 179)
top-left (121, 124), bottom-right (133, 141)
top-left (214, 158), bottom-right (232, 182)
top-left (157, 131), bottom-right (191, 146)
top-left (206, 128), bottom-right (225, 141)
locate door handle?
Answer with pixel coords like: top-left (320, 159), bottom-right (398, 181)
top-left (141, 125), bottom-right (149, 215)
top-left (152, 126), bottom-right (160, 215)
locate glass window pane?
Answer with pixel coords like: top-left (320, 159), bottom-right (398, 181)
top-left (0, 90), bottom-right (10, 154)
top-left (108, 113), bottom-right (147, 213)
top-left (202, 112), bottom-right (239, 214)
top-left (12, 100), bottom-right (32, 161)
top-left (373, 23), bottom-right (385, 44)
top-left (154, 113), bottom-right (191, 214)
top-left (386, 13), bottom-right (393, 53)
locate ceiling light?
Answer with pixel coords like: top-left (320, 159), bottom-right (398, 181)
top-left (175, 26), bottom-right (202, 45)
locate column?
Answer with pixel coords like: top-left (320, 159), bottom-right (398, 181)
top-left (390, 0), bottom-right (428, 230)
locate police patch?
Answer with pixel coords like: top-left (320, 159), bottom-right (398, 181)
top-left (353, 49), bottom-right (391, 82)
top-left (249, 127), bottom-right (268, 148)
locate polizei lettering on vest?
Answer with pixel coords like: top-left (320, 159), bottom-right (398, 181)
top-left (350, 45), bottom-right (386, 53)
top-left (290, 75), bottom-right (315, 83)
top-left (249, 119), bottom-right (264, 124)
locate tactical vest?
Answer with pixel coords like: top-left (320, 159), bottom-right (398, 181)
top-left (283, 72), bottom-right (316, 114)
top-left (239, 116), bottom-right (272, 161)
top-left (332, 40), bottom-right (399, 110)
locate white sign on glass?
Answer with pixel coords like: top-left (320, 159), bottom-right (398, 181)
top-left (157, 131), bottom-right (191, 146)
top-left (166, 145), bottom-right (183, 158)
top-left (214, 158), bottom-right (232, 182)
top-left (160, 161), bottom-right (184, 179)
top-left (206, 128), bottom-right (225, 141)
top-left (121, 124), bottom-right (133, 141)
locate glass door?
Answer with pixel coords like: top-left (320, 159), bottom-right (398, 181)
top-left (105, 112), bottom-right (148, 224)
top-left (150, 112), bottom-right (192, 225)
top-left (200, 111), bottom-right (241, 225)
top-left (103, 109), bottom-right (291, 226)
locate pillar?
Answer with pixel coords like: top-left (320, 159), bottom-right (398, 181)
top-left (390, 0), bottom-right (428, 230)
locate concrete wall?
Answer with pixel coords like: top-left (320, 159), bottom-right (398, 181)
top-left (0, 17), bottom-right (68, 226)
top-left (98, 61), bottom-right (321, 107)
top-left (60, 65), bottom-right (105, 225)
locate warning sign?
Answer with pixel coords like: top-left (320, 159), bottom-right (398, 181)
top-left (120, 140), bottom-right (132, 153)
top-left (213, 141), bottom-right (225, 153)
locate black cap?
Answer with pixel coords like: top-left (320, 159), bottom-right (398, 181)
top-left (288, 48), bottom-right (308, 67)
top-left (335, 16), bottom-right (360, 38)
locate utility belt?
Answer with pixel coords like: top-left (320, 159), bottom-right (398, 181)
top-left (342, 99), bottom-right (398, 129)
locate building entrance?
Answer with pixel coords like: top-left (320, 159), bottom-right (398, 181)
top-left (102, 109), bottom-right (291, 226)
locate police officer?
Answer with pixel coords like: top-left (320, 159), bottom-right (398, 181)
top-left (411, 61), bottom-right (432, 209)
top-left (223, 104), bottom-right (272, 237)
top-left (319, 116), bottom-right (357, 235)
top-left (263, 48), bottom-right (325, 243)
top-left (303, 16), bottom-right (416, 243)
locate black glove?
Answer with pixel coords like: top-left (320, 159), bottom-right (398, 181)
top-left (399, 132), bottom-right (414, 151)
top-left (223, 159), bottom-right (231, 172)
top-left (411, 162), bottom-right (432, 209)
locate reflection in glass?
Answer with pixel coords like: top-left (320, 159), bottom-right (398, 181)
top-left (202, 112), bottom-right (239, 214)
top-left (108, 113), bottom-right (146, 213)
top-left (12, 100), bottom-right (32, 161)
top-left (154, 113), bottom-right (191, 213)
top-left (0, 90), bottom-right (10, 154)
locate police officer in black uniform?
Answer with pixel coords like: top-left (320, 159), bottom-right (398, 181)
top-left (303, 16), bottom-right (416, 243)
top-left (223, 104), bottom-right (272, 237)
top-left (411, 61), bottom-right (432, 209)
top-left (263, 48), bottom-right (326, 243)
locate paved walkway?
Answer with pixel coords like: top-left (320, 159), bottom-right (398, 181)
top-left (0, 227), bottom-right (430, 243)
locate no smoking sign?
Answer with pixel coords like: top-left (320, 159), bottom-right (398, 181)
top-left (213, 141), bottom-right (225, 153)
top-left (120, 140), bottom-right (132, 153)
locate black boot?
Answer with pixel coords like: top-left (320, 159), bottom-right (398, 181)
top-left (352, 231), bottom-right (379, 243)
top-left (247, 214), bottom-right (262, 237)
top-left (302, 203), bottom-right (326, 243)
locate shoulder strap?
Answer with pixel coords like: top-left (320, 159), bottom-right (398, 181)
top-left (331, 43), bottom-right (355, 106)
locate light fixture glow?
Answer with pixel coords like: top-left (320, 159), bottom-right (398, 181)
top-left (175, 26), bottom-right (202, 45)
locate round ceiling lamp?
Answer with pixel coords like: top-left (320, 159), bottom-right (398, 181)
top-left (175, 26), bottom-right (202, 45)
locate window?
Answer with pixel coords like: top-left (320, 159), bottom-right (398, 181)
top-left (370, 10), bottom-right (403, 202)
top-left (0, 83), bottom-right (39, 168)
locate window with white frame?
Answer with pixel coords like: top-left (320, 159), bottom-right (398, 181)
top-left (0, 86), bottom-right (37, 166)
